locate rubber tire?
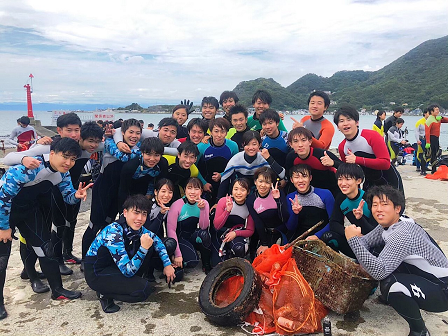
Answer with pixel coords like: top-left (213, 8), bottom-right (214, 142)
top-left (199, 257), bottom-right (262, 326)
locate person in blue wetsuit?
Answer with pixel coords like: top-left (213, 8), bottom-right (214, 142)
top-left (285, 164), bottom-right (334, 241)
top-left (84, 194), bottom-right (175, 313)
top-left (0, 138), bottom-right (92, 319)
top-left (166, 178), bottom-right (212, 275)
top-left (197, 118), bottom-right (239, 205)
top-left (217, 131), bottom-right (285, 199)
top-left (308, 163), bottom-right (378, 258)
top-left (246, 167), bottom-right (289, 257)
top-left (82, 118), bottom-right (143, 264)
top-left (260, 108), bottom-right (290, 169)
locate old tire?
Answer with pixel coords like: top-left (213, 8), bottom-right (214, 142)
top-left (199, 257), bottom-right (262, 326)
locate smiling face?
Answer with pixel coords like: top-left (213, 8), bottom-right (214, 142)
top-left (337, 115), bottom-right (359, 139)
top-left (289, 134), bottom-right (312, 158)
top-left (222, 98), bottom-right (236, 114)
top-left (58, 124), bottom-right (81, 141)
top-left (172, 108), bottom-right (188, 126)
top-left (244, 139), bottom-right (260, 157)
top-left (253, 99), bottom-right (269, 117)
top-left (49, 151), bottom-right (77, 173)
top-left (155, 184), bottom-right (173, 205)
top-left (370, 195), bottom-right (401, 228)
top-left (254, 175), bottom-right (271, 197)
top-left (185, 183), bottom-right (202, 203)
top-left (337, 176), bottom-right (362, 198)
top-left (178, 151), bottom-right (197, 169)
top-left (308, 96), bottom-right (327, 119)
top-left (291, 171), bottom-right (312, 194)
top-left (123, 207), bottom-right (148, 231)
top-left (158, 125), bottom-right (177, 145)
top-left (231, 112), bottom-right (247, 132)
top-left (142, 151), bottom-right (161, 168)
top-left (188, 124), bottom-right (205, 145)
top-left (232, 181), bottom-right (249, 204)
top-left (202, 103), bottom-right (217, 120)
top-left (261, 119), bottom-right (279, 138)
top-left (123, 125), bottom-right (142, 147)
top-left (79, 136), bottom-right (101, 153)
top-left (211, 126), bottom-right (227, 146)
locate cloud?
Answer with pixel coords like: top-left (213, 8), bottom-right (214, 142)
top-left (0, 0), bottom-right (447, 105)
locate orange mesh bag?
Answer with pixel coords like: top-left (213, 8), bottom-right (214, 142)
top-left (273, 258), bottom-right (327, 335)
top-left (245, 244), bottom-right (327, 335)
top-left (214, 275), bottom-right (245, 307)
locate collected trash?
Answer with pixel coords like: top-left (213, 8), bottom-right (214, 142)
top-left (293, 240), bottom-right (377, 314)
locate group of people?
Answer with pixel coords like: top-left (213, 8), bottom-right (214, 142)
top-left (0, 89), bottom-right (447, 336)
top-left (373, 104), bottom-right (447, 175)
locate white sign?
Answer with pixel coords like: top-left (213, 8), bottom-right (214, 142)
top-left (51, 111), bottom-right (115, 125)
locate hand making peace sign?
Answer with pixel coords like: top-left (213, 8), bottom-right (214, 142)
top-left (353, 199), bottom-right (365, 220)
top-left (288, 194), bottom-right (302, 214)
top-left (271, 181), bottom-right (280, 199)
top-left (75, 182), bottom-right (93, 201)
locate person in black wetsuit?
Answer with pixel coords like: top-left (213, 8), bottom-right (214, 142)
top-left (309, 163), bottom-right (378, 258)
top-left (84, 194), bottom-right (175, 313)
top-left (384, 107), bottom-right (404, 143)
top-left (178, 118), bottom-right (209, 145)
top-left (219, 91), bottom-right (239, 123)
top-left (172, 104), bottom-right (189, 139)
top-left (346, 185), bottom-right (448, 336)
top-left (285, 164), bottom-right (334, 241)
top-left (197, 118), bottom-right (239, 205)
top-left (226, 104), bottom-right (250, 152)
top-left (0, 138), bottom-right (92, 319)
top-left (246, 167), bottom-right (289, 257)
top-left (117, 137), bottom-right (167, 211)
top-left (285, 127), bottom-right (341, 197)
top-left (201, 96), bottom-right (219, 131)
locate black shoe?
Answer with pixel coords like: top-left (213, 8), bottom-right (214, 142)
top-left (59, 264), bottom-right (73, 275)
top-left (80, 261), bottom-right (84, 273)
top-left (416, 168), bottom-right (421, 172)
top-left (31, 279), bottom-right (50, 294)
top-left (420, 171), bottom-right (427, 176)
top-left (20, 268), bottom-right (46, 280)
top-left (145, 272), bottom-right (156, 282)
top-left (0, 304), bottom-right (7, 320)
top-left (202, 264), bottom-right (212, 275)
top-left (51, 287), bottom-right (82, 300)
top-left (408, 328), bottom-right (430, 336)
top-left (98, 294), bottom-right (120, 313)
top-left (63, 252), bottom-right (82, 265)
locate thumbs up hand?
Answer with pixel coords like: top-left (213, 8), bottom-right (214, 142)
top-left (320, 151), bottom-right (334, 167)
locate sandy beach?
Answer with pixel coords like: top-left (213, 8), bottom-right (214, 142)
top-left (0, 148), bottom-right (447, 336)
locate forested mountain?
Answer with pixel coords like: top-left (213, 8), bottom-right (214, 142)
top-left (233, 35), bottom-right (448, 110)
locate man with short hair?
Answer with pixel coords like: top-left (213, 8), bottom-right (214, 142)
top-left (346, 185), bottom-right (448, 336)
top-left (247, 90), bottom-right (287, 132)
top-left (291, 91), bottom-right (334, 150)
top-left (259, 109), bottom-right (289, 168)
top-left (219, 91), bottom-right (239, 123)
top-left (414, 109), bottom-right (429, 174)
top-left (9, 116), bottom-right (38, 151)
top-left (226, 104), bottom-right (250, 151)
top-left (384, 107), bottom-right (404, 137)
top-left (387, 118), bottom-right (408, 166)
top-left (178, 118), bottom-right (208, 144)
top-left (201, 96), bottom-right (219, 129)
top-left (425, 104), bottom-right (448, 168)
top-left (0, 138), bottom-right (92, 319)
top-left (197, 118), bottom-right (239, 204)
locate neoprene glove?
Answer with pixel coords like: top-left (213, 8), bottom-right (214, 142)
top-left (180, 99), bottom-right (194, 114)
top-left (425, 143), bottom-right (431, 149)
top-left (436, 115), bottom-right (442, 121)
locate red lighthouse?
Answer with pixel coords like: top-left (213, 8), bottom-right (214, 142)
top-left (24, 74), bottom-right (34, 120)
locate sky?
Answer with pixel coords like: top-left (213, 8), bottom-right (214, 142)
top-left (0, 0), bottom-right (447, 107)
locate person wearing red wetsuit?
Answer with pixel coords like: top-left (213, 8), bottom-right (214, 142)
top-left (9, 116), bottom-right (38, 151)
top-left (334, 105), bottom-right (404, 195)
top-left (291, 91), bottom-right (334, 150)
top-left (424, 104), bottom-right (448, 168)
top-left (285, 127), bottom-right (341, 197)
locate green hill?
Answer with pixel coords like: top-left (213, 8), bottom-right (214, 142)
top-left (233, 35), bottom-right (448, 110)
